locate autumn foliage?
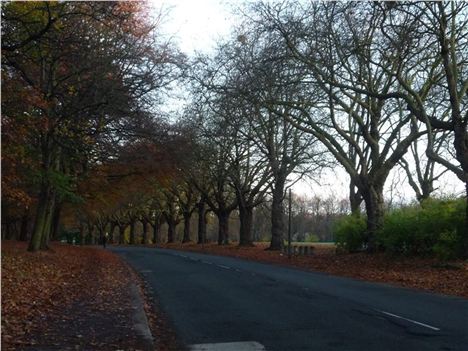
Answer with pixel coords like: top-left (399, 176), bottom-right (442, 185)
top-left (1, 241), bottom-right (180, 350)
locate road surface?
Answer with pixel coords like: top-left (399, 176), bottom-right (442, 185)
top-left (111, 247), bottom-right (468, 351)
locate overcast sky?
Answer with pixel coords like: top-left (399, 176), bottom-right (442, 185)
top-left (154, 0), bottom-right (237, 55)
top-left (150, 0), bottom-right (465, 202)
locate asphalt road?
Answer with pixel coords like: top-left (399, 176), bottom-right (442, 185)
top-left (111, 247), bottom-right (468, 351)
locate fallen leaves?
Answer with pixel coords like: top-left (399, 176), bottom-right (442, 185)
top-left (1, 241), bottom-right (175, 350)
top-left (159, 242), bottom-right (468, 298)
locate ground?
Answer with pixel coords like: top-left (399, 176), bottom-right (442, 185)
top-left (159, 242), bottom-right (468, 298)
top-left (3, 241), bottom-right (467, 350)
top-left (1, 241), bottom-right (179, 351)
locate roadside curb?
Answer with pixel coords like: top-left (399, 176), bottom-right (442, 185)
top-left (129, 282), bottom-right (155, 350)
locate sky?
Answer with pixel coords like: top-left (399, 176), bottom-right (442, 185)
top-left (152, 0), bottom-right (237, 55)
top-left (149, 0), bottom-right (466, 201)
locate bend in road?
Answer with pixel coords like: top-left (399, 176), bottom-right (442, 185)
top-left (112, 246), bottom-right (468, 351)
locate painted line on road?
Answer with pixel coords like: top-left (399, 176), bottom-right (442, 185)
top-left (201, 260), bottom-right (213, 265)
top-left (189, 341), bottom-right (266, 351)
top-left (217, 264), bottom-right (231, 270)
top-left (376, 310), bottom-right (440, 331)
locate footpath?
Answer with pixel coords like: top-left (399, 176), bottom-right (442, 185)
top-left (1, 242), bottom-right (180, 351)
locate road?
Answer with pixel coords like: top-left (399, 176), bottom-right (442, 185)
top-left (111, 247), bottom-right (468, 351)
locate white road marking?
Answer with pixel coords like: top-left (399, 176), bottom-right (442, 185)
top-left (376, 310), bottom-right (440, 331)
top-left (202, 261), bottom-right (213, 265)
top-left (180, 255), bottom-right (188, 258)
top-left (217, 264), bottom-right (231, 270)
top-left (189, 341), bottom-right (266, 351)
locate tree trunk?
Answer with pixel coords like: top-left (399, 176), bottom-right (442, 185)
top-left (182, 213), bottom-right (191, 243)
top-left (142, 219), bottom-right (149, 244)
top-left (152, 216), bottom-right (161, 244)
top-left (86, 223), bottom-right (95, 245)
top-left (167, 220), bottom-right (176, 243)
top-left (197, 200), bottom-right (206, 244)
top-left (5, 221), bottom-right (14, 240)
top-left (269, 181), bottom-right (285, 250)
top-left (362, 184), bottom-right (385, 252)
top-left (40, 194), bottom-right (56, 250)
top-left (239, 204), bottom-right (254, 246)
top-left (28, 183), bottom-right (51, 251)
top-left (129, 219), bottom-right (136, 245)
top-left (217, 211), bottom-right (230, 245)
top-left (50, 202), bottom-right (62, 241)
top-left (349, 180), bottom-right (362, 215)
top-left (79, 222), bottom-right (85, 245)
top-left (463, 182), bottom-right (468, 258)
top-left (119, 224), bottom-right (127, 244)
top-left (108, 222), bottom-right (117, 244)
top-left (19, 210), bottom-right (29, 241)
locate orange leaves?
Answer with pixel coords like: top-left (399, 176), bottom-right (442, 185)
top-left (1, 241), bottom-right (139, 350)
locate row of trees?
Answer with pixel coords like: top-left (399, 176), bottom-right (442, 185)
top-left (2, 2), bottom-right (183, 251)
top-left (2, 2), bottom-right (467, 257)
top-left (184, 1), bottom-right (467, 254)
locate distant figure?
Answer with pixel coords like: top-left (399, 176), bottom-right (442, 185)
top-left (102, 232), bottom-right (108, 248)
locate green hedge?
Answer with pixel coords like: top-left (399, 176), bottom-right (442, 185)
top-left (333, 198), bottom-right (465, 259)
top-left (378, 198), bottom-right (465, 259)
top-left (334, 215), bottom-right (367, 252)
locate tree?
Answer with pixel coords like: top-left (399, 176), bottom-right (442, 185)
top-left (252, 1), bottom-right (426, 250)
top-left (2, 2), bottom-right (182, 251)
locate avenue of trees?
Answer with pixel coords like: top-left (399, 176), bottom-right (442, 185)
top-left (2, 1), bottom-right (467, 258)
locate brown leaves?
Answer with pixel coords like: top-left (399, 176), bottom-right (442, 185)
top-left (161, 242), bottom-right (468, 298)
top-left (1, 242), bottom-right (157, 350)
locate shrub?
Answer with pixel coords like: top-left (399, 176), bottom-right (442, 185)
top-left (304, 233), bottom-right (320, 242)
top-left (377, 198), bottom-right (465, 259)
top-left (334, 215), bottom-right (367, 252)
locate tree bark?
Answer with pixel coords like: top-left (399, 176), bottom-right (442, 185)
top-left (141, 219), bottom-right (149, 244)
top-left (40, 194), bottom-right (56, 250)
top-left (349, 180), bottom-right (362, 215)
top-left (197, 200), bottom-right (207, 244)
top-left (269, 180), bottom-right (285, 250)
top-left (4, 221), bottom-right (13, 240)
top-left (152, 216), bottom-right (161, 244)
top-left (463, 182), bottom-right (468, 258)
top-left (217, 211), bottom-right (230, 245)
top-left (129, 219), bottom-right (136, 245)
top-left (108, 222), bottom-right (117, 244)
top-left (118, 224), bottom-right (127, 244)
top-left (19, 210), bottom-right (30, 241)
top-left (86, 223), bottom-right (95, 245)
top-left (362, 184), bottom-right (385, 252)
top-left (79, 222), bottom-right (85, 245)
top-left (182, 213), bottom-right (192, 243)
top-left (167, 220), bottom-right (176, 243)
top-left (28, 183), bottom-right (51, 251)
top-left (50, 202), bottom-right (62, 241)
top-left (239, 204), bottom-right (254, 246)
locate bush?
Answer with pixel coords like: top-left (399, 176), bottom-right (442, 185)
top-left (304, 233), bottom-right (320, 242)
top-left (334, 215), bottom-right (367, 252)
top-left (377, 198), bottom-right (465, 259)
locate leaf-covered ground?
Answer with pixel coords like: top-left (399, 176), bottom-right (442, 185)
top-left (160, 242), bottom-right (468, 298)
top-left (1, 241), bottom-right (179, 351)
